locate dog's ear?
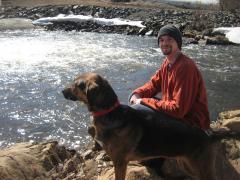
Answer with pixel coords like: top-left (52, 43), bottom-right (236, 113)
top-left (87, 82), bottom-right (99, 94)
top-left (86, 81), bottom-right (100, 111)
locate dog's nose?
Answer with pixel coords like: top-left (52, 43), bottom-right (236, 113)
top-left (62, 89), bottom-right (67, 98)
top-left (62, 89), bottom-right (77, 101)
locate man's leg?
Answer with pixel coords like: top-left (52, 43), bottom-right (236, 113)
top-left (130, 103), bottom-right (156, 113)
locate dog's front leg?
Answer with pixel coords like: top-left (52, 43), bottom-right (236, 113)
top-left (113, 160), bottom-right (128, 180)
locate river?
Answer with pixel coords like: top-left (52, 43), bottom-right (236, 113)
top-left (0, 29), bottom-right (239, 149)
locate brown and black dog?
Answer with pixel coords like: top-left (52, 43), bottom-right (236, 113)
top-left (62, 72), bottom-right (240, 180)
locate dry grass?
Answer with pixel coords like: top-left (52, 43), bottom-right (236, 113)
top-left (9, 0), bottom-right (112, 7)
top-left (7, 0), bottom-right (181, 10)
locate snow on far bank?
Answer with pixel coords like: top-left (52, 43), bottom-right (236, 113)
top-left (169, 0), bottom-right (218, 4)
top-left (32, 14), bottom-right (146, 28)
top-left (213, 27), bottom-right (240, 44)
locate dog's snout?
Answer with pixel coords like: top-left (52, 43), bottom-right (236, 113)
top-left (62, 88), bottom-right (77, 101)
top-left (62, 89), bottom-right (69, 99)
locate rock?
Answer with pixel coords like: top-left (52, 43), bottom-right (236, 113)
top-left (214, 142), bottom-right (240, 180)
top-left (0, 142), bottom-right (53, 180)
top-left (138, 27), bottom-right (148, 36)
top-left (222, 117), bottom-right (240, 131)
top-left (98, 163), bottom-right (162, 180)
top-left (0, 141), bottom-right (86, 180)
top-left (63, 172), bottom-right (76, 180)
top-left (185, 38), bottom-right (199, 45)
top-left (202, 28), bottom-right (213, 36)
top-left (205, 35), bottom-right (235, 45)
top-left (183, 30), bottom-right (197, 38)
top-left (0, 18), bottom-right (35, 30)
top-left (63, 159), bottom-right (77, 174)
top-left (82, 149), bottom-right (94, 160)
top-left (96, 152), bottom-right (111, 162)
top-left (217, 109), bottom-right (240, 132)
top-left (219, 109), bottom-right (240, 119)
top-left (213, 109), bottom-right (240, 179)
top-left (145, 30), bottom-right (153, 36)
top-left (83, 159), bottom-right (98, 179)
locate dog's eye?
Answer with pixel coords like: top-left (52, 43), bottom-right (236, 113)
top-left (77, 81), bottom-right (85, 90)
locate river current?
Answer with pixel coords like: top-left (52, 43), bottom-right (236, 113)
top-left (0, 29), bottom-right (239, 149)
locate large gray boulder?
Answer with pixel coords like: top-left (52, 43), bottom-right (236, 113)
top-left (0, 18), bottom-right (35, 30)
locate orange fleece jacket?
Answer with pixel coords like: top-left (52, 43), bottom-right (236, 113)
top-left (133, 53), bottom-right (210, 130)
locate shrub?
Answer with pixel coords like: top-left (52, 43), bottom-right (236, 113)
top-left (219, 0), bottom-right (240, 10)
top-left (111, 0), bottom-right (131, 2)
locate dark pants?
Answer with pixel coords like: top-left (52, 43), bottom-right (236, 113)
top-left (131, 103), bottom-right (210, 135)
top-left (131, 103), bottom-right (156, 113)
top-left (130, 103), bottom-right (189, 129)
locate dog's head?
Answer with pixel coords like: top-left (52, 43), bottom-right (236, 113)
top-left (62, 72), bottom-right (118, 112)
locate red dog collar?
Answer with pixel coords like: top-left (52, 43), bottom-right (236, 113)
top-left (91, 101), bottom-right (120, 118)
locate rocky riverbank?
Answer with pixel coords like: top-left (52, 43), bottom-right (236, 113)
top-left (1, 4), bottom-right (240, 45)
top-left (1, 109), bottom-right (240, 180)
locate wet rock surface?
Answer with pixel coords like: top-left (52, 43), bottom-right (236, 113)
top-left (1, 4), bottom-right (240, 45)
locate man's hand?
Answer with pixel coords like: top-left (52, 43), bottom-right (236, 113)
top-left (129, 94), bottom-right (142, 105)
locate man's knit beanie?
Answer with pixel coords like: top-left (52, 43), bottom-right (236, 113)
top-left (157, 24), bottom-right (182, 50)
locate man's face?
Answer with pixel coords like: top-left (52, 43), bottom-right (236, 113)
top-left (159, 35), bottom-right (179, 56)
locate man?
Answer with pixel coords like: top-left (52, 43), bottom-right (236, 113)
top-left (129, 24), bottom-right (211, 177)
top-left (129, 24), bottom-right (210, 133)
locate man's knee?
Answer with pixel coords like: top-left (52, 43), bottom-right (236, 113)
top-left (131, 104), bottom-right (156, 113)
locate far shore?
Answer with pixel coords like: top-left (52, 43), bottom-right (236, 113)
top-left (4, 0), bottom-right (183, 10)
top-left (1, 1), bottom-right (239, 45)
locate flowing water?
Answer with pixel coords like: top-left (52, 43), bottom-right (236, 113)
top-left (0, 29), bottom-right (240, 149)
